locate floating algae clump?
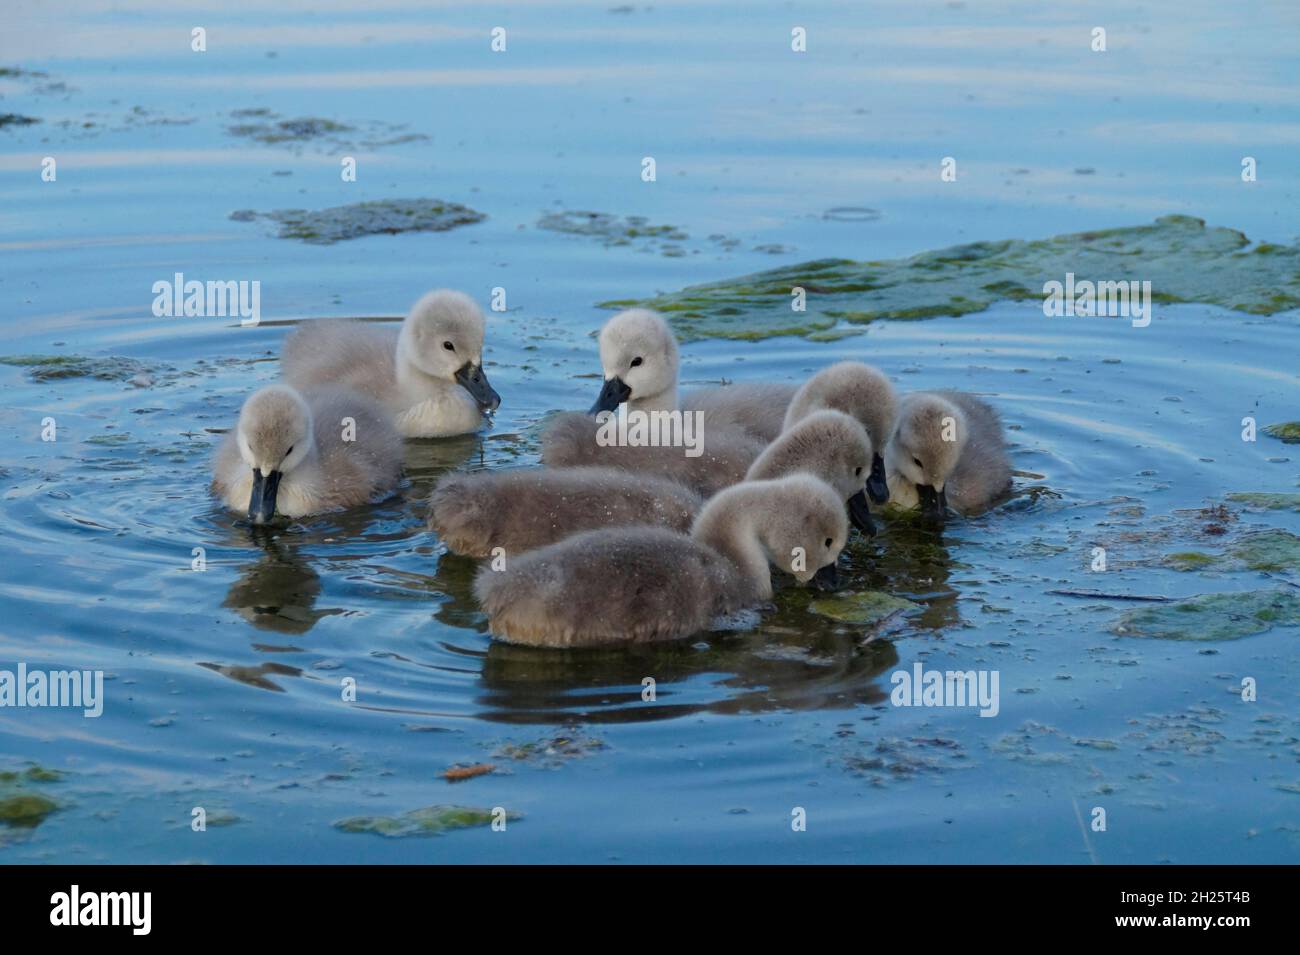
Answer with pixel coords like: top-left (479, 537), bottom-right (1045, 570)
top-left (538, 210), bottom-right (688, 248)
top-left (0, 354), bottom-right (152, 382)
top-left (1227, 493), bottom-right (1300, 512)
top-left (1263, 422), bottom-right (1300, 444)
top-left (225, 109), bottom-right (423, 150)
top-left (1113, 589), bottom-right (1300, 641)
top-left (0, 766), bottom-right (64, 784)
top-left (0, 765), bottom-right (63, 829)
top-left (232, 198), bottom-right (485, 244)
top-left (1163, 531), bottom-right (1300, 573)
top-left (809, 591), bottom-right (919, 625)
top-left (0, 794), bottom-right (58, 828)
top-left (227, 115), bottom-right (352, 143)
top-left (334, 804), bottom-right (518, 837)
top-left (602, 215), bottom-right (1300, 341)
top-left (1226, 529), bottom-right (1300, 572)
top-left (1164, 551), bottom-right (1217, 570)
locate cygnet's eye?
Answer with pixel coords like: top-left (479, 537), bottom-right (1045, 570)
top-left (854, 466), bottom-right (863, 477)
top-left (824, 537), bottom-right (832, 548)
top-left (443, 341), bottom-right (456, 351)
top-left (630, 356), bottom-right (644, 368)
top-left (285, 445), bottom-right (295, 456)
top-left (913, 457), bottom-right (924, 470)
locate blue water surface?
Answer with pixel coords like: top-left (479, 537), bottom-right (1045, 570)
top-left (1, 0), bottom-right (1298, 863)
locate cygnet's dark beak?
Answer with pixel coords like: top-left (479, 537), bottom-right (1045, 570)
top-left (811, 562), bottom-right (843, 592)
top-left (455, 362), bottom-right (501, 413)
top-left (847, 489), bottom-right (877, 536)
top-left (917, 484), bottom-right (950, 522)
top-left (867, 452), bottom-right (890, 504)
top-left (590, 376), bottom-right (631, 415)
top-left (248, 468), bottom-right (283, 525)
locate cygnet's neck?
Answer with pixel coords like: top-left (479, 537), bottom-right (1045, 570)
top-left (691, 485), bottom-right (773, 599)
top-left (745, 439), bottom-right (798, 482)
top-left (629, 386), bottom-right (678, 415)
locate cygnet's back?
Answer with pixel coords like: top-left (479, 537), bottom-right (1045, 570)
top-left (304, 385), bottom-right (405, 505)
top-left (428, 467), bottom-right (701, 559)
top-left (539, 411), bottom-right (764, 497)
top-left (680, 382), bottom-right (799, 445)
top-left (281, 321), bottom-right (399, 406)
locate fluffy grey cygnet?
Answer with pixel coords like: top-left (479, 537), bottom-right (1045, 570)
top-left (884, 390), bottom-right (1012, 518)
top-left (473, 474), bottom-right (848, 648)
top-left (280, 289), bottom-right (499, 438)
top-left (212, 384), bottom-right (402, 523)
top-left (428, 467), bottom-right (702, 559)
top-left (782, 360), bottom-right (898, 505)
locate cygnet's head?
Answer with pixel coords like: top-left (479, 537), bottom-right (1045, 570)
top-left (236, 385), bottom-right (314, 524)
top-left (589, 308), bottom-right (679, 414)
top-left (398, 289), bottom-right (500, 412)
top-left (783, 361), bottom-right (897, 505)
top-left (754, 474), bottom-right (849, 590)
top-left (746, 410), bottom-right (877, 535)
top-left (886, 393), bottom-right (968, 519)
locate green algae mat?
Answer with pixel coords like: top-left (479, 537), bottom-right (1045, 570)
top-left (231, 198), bottom-right (485, 244)
top-left (810, 590), bottom-right (920, 626)
top-left (1113, 589), bottom-right (1300, 642)
top-left (1161, 529), bottom-right (1300, 574)
top-left (0, 765), bottom-right (65, 830)
top-left (334, 804), bottom-right (519, 838)
top-left (602, 215), bottom-right (1300, 341)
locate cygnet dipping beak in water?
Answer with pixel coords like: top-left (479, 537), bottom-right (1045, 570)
top-left (212, 384), bottom-right (403, 523)
top-left (885, 390), bottom-right (1012, 521)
